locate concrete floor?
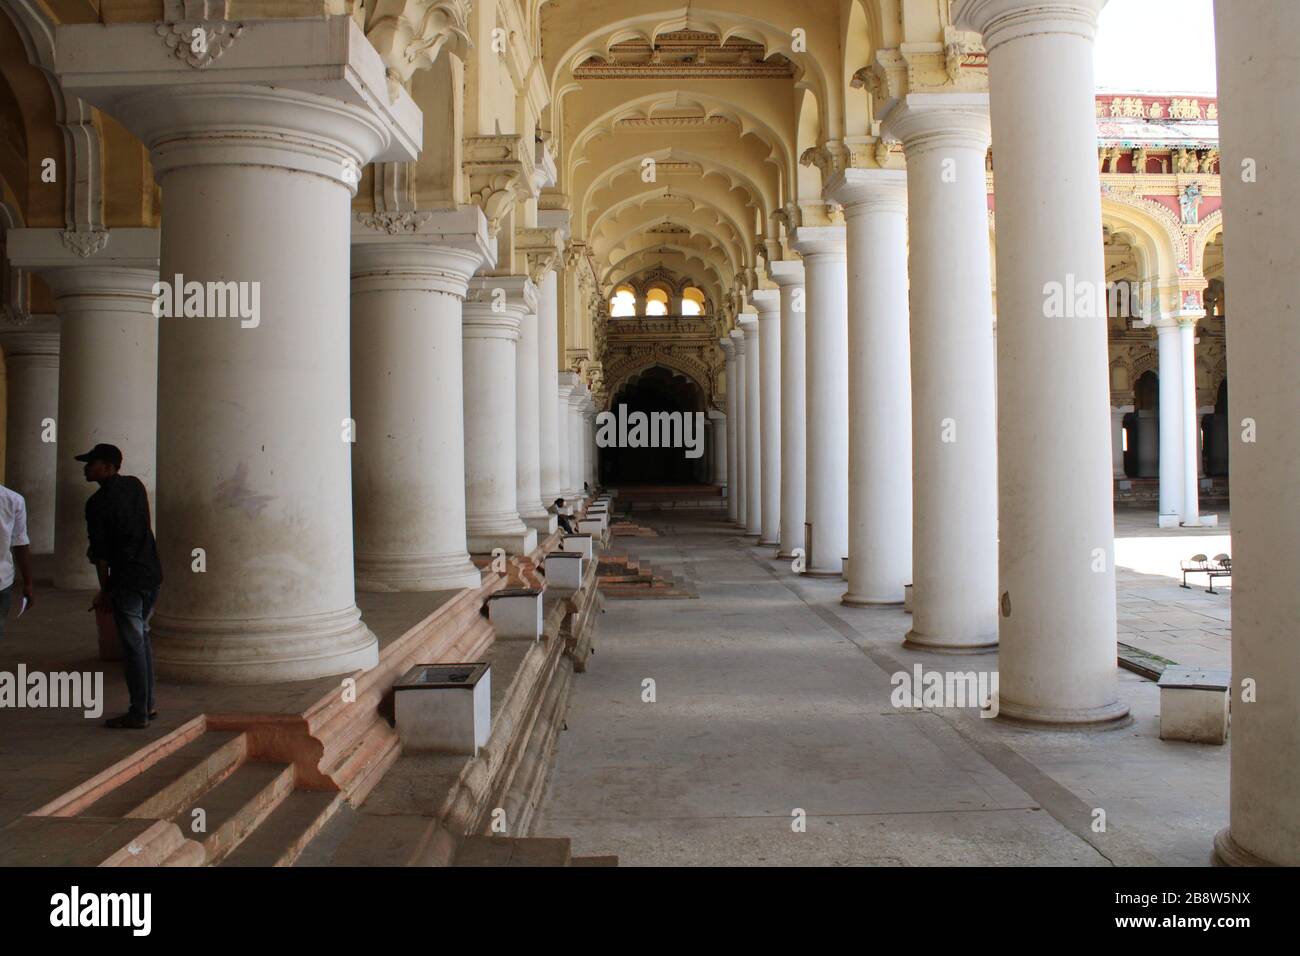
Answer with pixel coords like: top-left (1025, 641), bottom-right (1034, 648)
top-left (536, 506), bottom-right (1230, 866)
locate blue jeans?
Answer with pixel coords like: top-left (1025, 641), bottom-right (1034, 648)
top-left (113, 587), bottom-right (159, 719)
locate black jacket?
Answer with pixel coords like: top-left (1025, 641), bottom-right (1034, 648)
top-left (85, 474), bottom-right (163, 591)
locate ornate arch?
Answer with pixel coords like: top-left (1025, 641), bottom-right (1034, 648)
top-left (1192, 209), bottom-right (1224, 274)
top-left (601, 350), bottom-right (717, 410)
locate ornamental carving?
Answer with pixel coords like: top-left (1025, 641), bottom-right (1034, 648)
top-left (156, 20), bottom-right (244, 70)
top-left (365, 2), bottom-right (472, 93)
top-left (354, 211), bottom-right (432, 234)
top-left (60, 228), bottom-right (109, 258)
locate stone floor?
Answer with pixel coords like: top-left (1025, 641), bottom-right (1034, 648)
top-left (536, 504), bottom-right (1232, 866)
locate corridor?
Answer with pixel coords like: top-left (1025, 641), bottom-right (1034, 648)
top-left (536, 508), bottom-right (1228, 866)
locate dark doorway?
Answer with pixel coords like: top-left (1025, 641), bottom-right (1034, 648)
top-left (1202, 379), bottom-right (1229, 476)
top-left (1123, 369), bottom-right (1160, 478)
top-left (602, 366), bottom-right (708, 485)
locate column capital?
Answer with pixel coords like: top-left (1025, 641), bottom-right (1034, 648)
top-left (728, 327), bottom-right (747, 355)
top-left (463, 275), bottom-right (537, 339)
top-left (738, 313), bottom-right (760, 339)
top-left (953, 0), bottom-right (1107, 51)
top-left (879, 93), bottom-right (991, 156)
top-left (750, 289), bottom-right (781, 320)
top-left (791, 225), bottom-right (847, 260)
top-left (769, 259), bottom-right (805, 287)
top-left (718, 335), bottom-right (736, 359)
top-left (351, 205), bottom-right (492, 297)
top-left (823, 167), bottom-right (908, 215)
top-left (0, 318), bottom-right (60, 362)
top-left (55, 16), bottom-right (421, 191)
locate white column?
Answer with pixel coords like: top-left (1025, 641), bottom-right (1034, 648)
top-left (1178, 318), bottom-right (1203, 525)
top-left (566, 381), bottom-right (587, 500)
top-left (957, 0), bottom-right (1125, 723)
top-left (0, 319), bottom-right (59, 554)
top-left (826, 169), bottom-right (913, 606)
top-left (1212, 0), bottom-right (1300, 867)
top-left (770, 261), bottom-right (806, 558)
top-left (1111, 405), bottom-right (1133, 479)
top-left (790, 227), bottom-right (849, 576)
top-left (881, 95), bottom-right (998, 649)
top-left (1155, 320), bottom-right (1185, 525)
top-left (350, 208), bottom-right (487, 591)
top-left (728, 328), bottom-right (747, 527)
top-left (516, 281), bottom-right (555, 533)
top-left (751, 291), bottom-right (782, 546)
top-left (740, 314), bottom-right (762, 537)
top-left (556, 375), bottom-right (575, 501)
top-left (537, 269), bottom-right (563, 502)
top-left (55, 15), bottom-right (420, 681)
top-left (708, 407), bottom-right (727, 493)
top-left (719, 336), bottom-right (739, 521)
top-left (463, 277), bottom-right (538, 555)
top-left (8, 228), bottom-right (159, 590)
top-left (584, 399), bottom-right (598, 489)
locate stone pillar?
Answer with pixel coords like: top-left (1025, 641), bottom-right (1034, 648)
top-left (463, 277), bottom-right (538, 555)
top-left (584, 399), bottom-right (598, 489)
top-left (728, 328), bottom-right (747, 527)
top-left (350, 207), bottom-right (487, 591)
top-left (537, 269), bottom-right (563, 502)
top-left (556, 374), bottom-right (576, 500)
top-left (566, 381), bottom-right (587, 500)
top-left (1178, 318), bottom-right (1203, 525)
top-left (0, 318), bottom-right (59, 554)
top-left (719, 337), bottom-right (739, 521)
top-left (54, 16), bottom-right (420, 680)
top-left (8, 228), bottom-right (159, 590)
top-left (1155, 320), bottom-right (1185, 525)
top-left (1111, 405), bottom-right (1133, 479)
top-left (881, 94), bottom-right (998, 648)
top-left (790, 227), bottom-right (849, 577)
top-left (957, 0), bottom-right (1125, 723)
top-left (751, 291), bottom-right (782, 546)
top-left (1212, 0), bottom-right (1300, 866)
top-left (770, 261), bottom-right (806, 558)
top-left (708, 407), bottom-right (727, 493)
top-left (740, 314), bottom-right (762, 537)
top-left (516, 281), bottom-right (555, 534)
top-left (826, 169), bottom-right (913, 606)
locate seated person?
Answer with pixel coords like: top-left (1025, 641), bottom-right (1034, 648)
top-left (550, 498), bottom-right (575, 534)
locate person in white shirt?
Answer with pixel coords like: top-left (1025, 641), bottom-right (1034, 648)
top-left (0, 483), bottom-right (35, 638)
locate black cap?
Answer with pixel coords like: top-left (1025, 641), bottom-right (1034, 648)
top-left (74, 443), bottom-right (123, 467)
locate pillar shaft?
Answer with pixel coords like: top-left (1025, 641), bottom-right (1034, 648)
top-left (826, 169), bottom-right (913, 605)
top-left (883, 95), bottom-right (998, 648)
top-left (720, 338), bottom-right (739, 521)
top-left (957, 0), bottom-right (1125, 720)
top-left (515, 284), bottom-right (554, 532)
top-left (0, 320), bottom-right (60, 554)
top-left (1179, 319), bottom-right (1203, 524)
top-left (1212, 0), bottom-right (1300, 866)
top-left (770, 261), bottom-right (806, 558)
top-left (463, 277), bottom-right (538, 555)
top-left (1111, 406), bottom-right (1132, 479)
top-left (537, 270), bottom-right (563, 502)
top-left (556, 377), bottom-right (575, 500)
top-left (1156, 321), bottom-right (1185, 522)
top-left (350, 209), bottom-right (487, 591)
top-left (752, 292), bottom-right (782, 545)
top-left (728, 329), bottom-right (747, 526)
top-left (740, 315), bottom-right (762, 537)
top-left (791, 227), bottom-right (848, 576)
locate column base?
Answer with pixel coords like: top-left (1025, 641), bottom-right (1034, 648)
top-left (995, 696), bottom-right (1131, 728)
top-left (1181, 514), bottom-right (1219, 528)
top-left (803, 568), bottom-right (843, 579)
top-left (468, 528), bottom-right (538, 556)
top-left (523, 513), bottom-right (558, 534)
top-left (1212, 828), bottom-right (1282, 867)
top-left (758, 537), bottom-right (779, 546)
top-left (355, 552), bottom-right (483, 593)
top-left (1157, 513), bottom-right (1183, 529)
top-left (902, 630), bottom-right (999, 654)
top-left (842, 593), bottom-right (904, 608)
top-left (153, 607), bottom-right (378, 684)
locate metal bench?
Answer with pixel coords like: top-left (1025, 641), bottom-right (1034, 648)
top-left (1180, 553), bottom-right (1232, 594)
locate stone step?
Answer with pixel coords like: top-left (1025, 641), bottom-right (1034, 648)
top-left (454, 835), bottom-right (572, 867)
top-left (220, 790), bottom-right (342, 867)
top-left (570, 855), bottom-right (619, 867)
top-left (169, 761), bottom-right (297, 864)
top-left (80, 730), bottom-right (248, 821)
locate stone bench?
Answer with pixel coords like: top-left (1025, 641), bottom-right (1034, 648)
top-left (1158, 666), bottom-right (1230, 744)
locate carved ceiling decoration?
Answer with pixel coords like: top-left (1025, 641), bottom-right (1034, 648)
top-left (574, 31), bottom-right (796, 79)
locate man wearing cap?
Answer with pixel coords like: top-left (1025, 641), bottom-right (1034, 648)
top-left (78, 443), bottom-right (163, 729)
top-left (0, 482), bottom-right (34, 637)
